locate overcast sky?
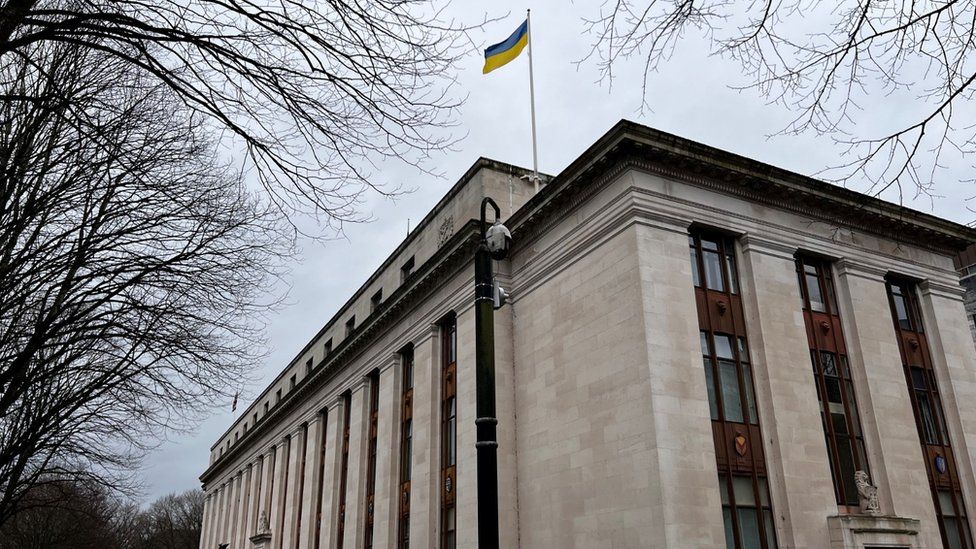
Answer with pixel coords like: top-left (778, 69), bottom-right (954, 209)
top-left (140, 1), bottom-right (976, 502)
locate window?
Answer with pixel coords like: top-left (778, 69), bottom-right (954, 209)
top-left (294, 424), bottom-right (308, 548)
top-left (336, 393), bottom-right (352, 548)
top-left (689, 229), bottom-right (777, 549)
top-left (371, 289), bottom-right (383, 313)
top-left (364, 371), bottom-right (380, 549)
top-left (264, 402), bottom-right (269, 414)
top-left (346, 316), bottom-right (356, 337)
top-left (886, 278), bottom-right (972, 549)
top-left (314, 409), bottom-right (328, 549)
top-left (306, 358), bottom-right (314, 375)
top-left (398, 346), bottom-right (415, 549)
top-left (243, 423), bottom-right (248, 435)
top-left (440, 316), bottom-right (458, 549)
top-left (796, 256), bottom-right (868, 505)
top-left (324, 338), bottom-right (333, 357)
top-left (253, 412), bottom-right (258, 426)
top-left (290, 374), bottom-right (296, 391)
top-left (277, 435), bottom-right (291, 541)
top-left (276, 389), bottom-right (282, 404)
top-left (401, 256), bottom-right (415, 283)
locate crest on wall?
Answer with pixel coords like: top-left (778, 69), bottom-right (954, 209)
top-left (438, 216), bottom-right (454, 246)
top-left (734, 433), bottom-right (748, 457)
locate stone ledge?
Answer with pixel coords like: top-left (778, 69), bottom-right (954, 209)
top-left (827, 514), bottom-right (923, 549)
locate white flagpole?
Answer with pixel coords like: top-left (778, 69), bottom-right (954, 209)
top-left (526, 9), bottom-right (540, 193)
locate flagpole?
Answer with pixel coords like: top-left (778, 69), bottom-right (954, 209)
top-left (526, 9), bottom-right (540, 193)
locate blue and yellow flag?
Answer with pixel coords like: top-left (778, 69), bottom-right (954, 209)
top-left (483, 20), bottom-right (528, 74)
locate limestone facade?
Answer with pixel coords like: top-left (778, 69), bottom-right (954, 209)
top-left (199, 121), bottom-right (976, 548)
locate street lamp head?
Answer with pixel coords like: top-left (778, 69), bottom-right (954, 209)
top-left (485, 220), bottom-right (512, 260)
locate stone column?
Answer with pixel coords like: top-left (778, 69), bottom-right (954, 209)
top-left (299, 415), bottom-right (326, 549)
top-left (492, 276), bottom-right (519, 549)
top-left (259, 448), bottom-right (275, 534)
top-left (218, 481), bottom-right (231, 546)
top-left (341, 379), bottom-right (370, 549)
top-left (371, 356), bottom-right (399, 548)
top-left (247, 457), bottom-right (264, 539)
top-left (235, 466), bottom-right (252, 549)
top-left (408, 324), bottom-right (439, 548)
top-left (228, 472), bottom-right (242, 549)
top-left (455, 306), bottom-right (477, 547)
top-left (918, 279), bottom-right (976, 537)
top-left (268, 440), bottom-right (288, 549)
top-left (318, 398), bottom-right (344, 549)
top-left (199, 492), bottom-right (212, 549)
top-left (833, 260), bottom-right (939, 544)
top-left (633, 221), bottom-right (726, 548)
top-left (282, 426), bottom-right (306, 549)
top-left (737, 236), bottom-right (837, 548)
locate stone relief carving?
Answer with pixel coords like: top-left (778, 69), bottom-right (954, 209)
top-left (438, 216), bottom-right (454, 246)
top-left (855, 470), bottom-right (881, 516)
top-left (257, 509), bottom-right (271, 534)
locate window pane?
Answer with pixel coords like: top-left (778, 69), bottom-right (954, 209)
top-left (720, 360), bottom-right (744, 423)
top-left (704, 250), bottom-right (726, 291)
top-left (691, 248), bottom-right (702, 287)
top-left (715, 335), bottom-right (734, 360)
top-left (806, 273), bottom-right (825, 312)
top-left (742, 363), bottom-right (758, 425)
top-left (704, 359), bottom-right (720, 420)
top-left (825, 378), bottom-right (843, 405)
top-left (940, 490), bottom-right (958, 517)
top-left (835, 437), bottom-right (858, 505)
top-left (764, 510), bottom-right (778, 548)
top-left (723, 508), bottom-right (735, 549)
top-left (757, 477), bottom-right (770, 507)
top-left (917, 392), bottom-right (939, 444)
top-left (737, 507), bottom-right (763, 549)
top-left (701, 332), bottom-right (711, 356)
top-left (727, 253), bottom-right (739, 294)
top-left (718, 474), bottom-right (730, 505)
top-left (702, 238), bottom-right (719, 251)
top-left (732, 476), bottom-right (755, 506)
top-left (893, 293), bottom-right (912, 330)
top-left (820, 352), bottom-right (838, 377)
top-left (737, 338), bottom-right (749, 362)
top-left (944, 517), bottom-right (964, 549)
top-left (824, 273), bottom-right (838, 313)
top-left (911, 367), bottom-right (927, 389)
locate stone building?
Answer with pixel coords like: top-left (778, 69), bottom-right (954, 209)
top-left (198, 120), bottom-right (976, 549)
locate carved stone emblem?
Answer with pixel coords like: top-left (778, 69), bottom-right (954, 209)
top-left (855, 470), bottom-right (881, 516)
top-left (257, 510), bottom-right (271, 534)
top-left (438, 216), bottom-right (454, 246)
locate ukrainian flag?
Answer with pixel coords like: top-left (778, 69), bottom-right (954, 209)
top-left (483, 20), bottom-right (529, 74)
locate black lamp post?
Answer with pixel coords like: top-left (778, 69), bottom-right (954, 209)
top-left (474, 197), bottom-right (510, 549)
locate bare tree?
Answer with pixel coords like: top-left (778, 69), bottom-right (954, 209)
top-left (583, 0), bottom-right (976, 201)
top-left (134, 489), bottom-right (204, 549)
top-left (0, 39), bottom-right (291, 526)
top-left (0, 0), bottom-right (484, 225)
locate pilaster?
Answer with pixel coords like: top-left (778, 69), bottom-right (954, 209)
top-left (319, 398), bottom-right (344, 549)
top-left (737, 235), bottom-right (836, 548)
top-left (341, 378), bottom-right (370, 549)
top-left (281, 426), bottom-right (306, 549)
top-left (371, 355), bottom-right (400, 548)
top-left (298, 416), bottom-right (326, 549)
top-left (833, 259), bottom-right (940, 544)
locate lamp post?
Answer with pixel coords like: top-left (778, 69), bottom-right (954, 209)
top-left (475, 197), bottom-right (510, 549)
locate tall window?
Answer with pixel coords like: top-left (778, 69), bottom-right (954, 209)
top-left (364, 371), bottom-right (380, 549)
top-left (886, 278), bottom-right (972, 549)
top-left (294, 423), bottom-right (308, 549)
top-left (313, 410), bottom-right (328, 549)
top-left (689, 231), bottom-right (777, 549)
top-left (398, 346), bottom-right (415, 549)
top-left (336, 393), bottom-right (351, 548)
top-left (278, 435), bottom-right (291, 545)
top-left (440, 316), bottom-right (457, 549)
top-left (795, 256), bottom-right (868, 505)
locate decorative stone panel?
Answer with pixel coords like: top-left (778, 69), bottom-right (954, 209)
top-left (827, 514), bottom-right (923, 549)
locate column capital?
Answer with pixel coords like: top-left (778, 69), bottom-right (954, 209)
top-left (378, 352), bottom-right (400, 374)
top-left (918, 279), bottom-right (966, 301)
top-left (834, 258), bottom-right (888, 281)
top-left (738, 234), bottom-right (797, 261)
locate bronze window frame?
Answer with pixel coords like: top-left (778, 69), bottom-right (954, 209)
top-left (336, 392), bottom-right (351, 548)
top-left (795, 256), bottom-right (869, 506)
top-left (364, 371), bottom-right (380, 549)
top-left (439, 316), bottom-right (457, 549)
top-left (397, 346), bottom-right (415, 549)
top-left (885, 278), bottom-right (973, 549)
top-left (689, 231), bottom-right (778, 549)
